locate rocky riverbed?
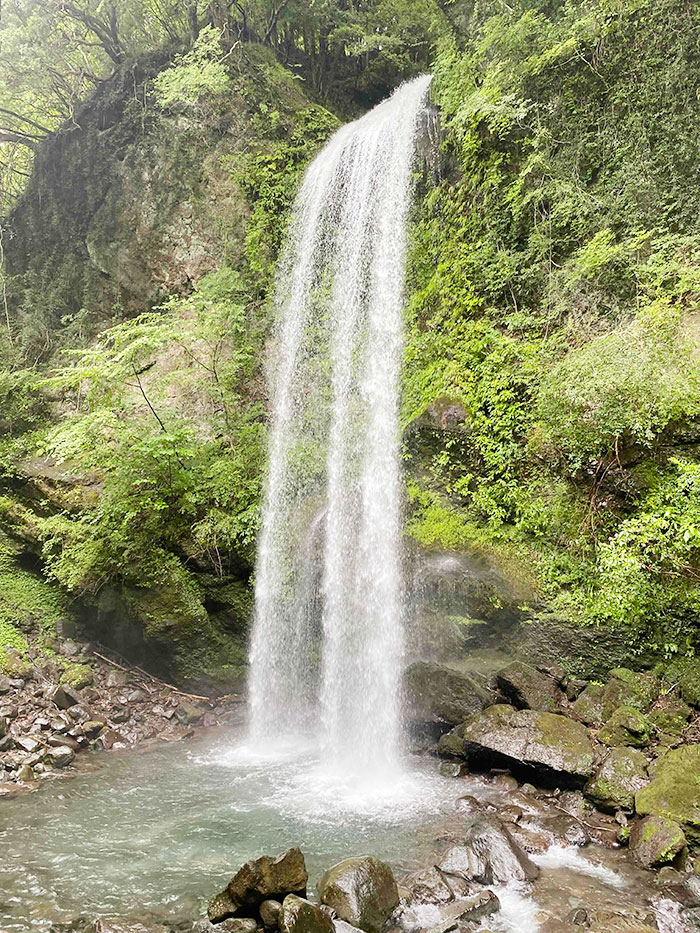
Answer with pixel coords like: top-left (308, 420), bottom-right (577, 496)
top-left (0, 637), bottom-right (242, 793)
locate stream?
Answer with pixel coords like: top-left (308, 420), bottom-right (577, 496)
top-left (0, 726), bottom-right (680, 932)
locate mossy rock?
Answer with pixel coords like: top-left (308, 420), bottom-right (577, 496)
top-left (403, 660), bottom-right (492, 726)
top-left (629, 815), bottom-right (686, 868)
top-left (584, 746), bottom-right (649, 813)
top-left (436, 725), bottom-right (465, 758)
top-left (636, 745), bottom-right (700, 846)
top-left (602, 668), bottom-right (659, 721)
top-left (679, 662), bottom-right (700, 707)
top-left (60, 663), bottom-right (94, 689)
top-left (648, 701), bottom-right (692, 745)
top-left (599, 706), bottom-right (653, 748)
top-left (462, 704), bottom-right (595, 787)
top-left (570, 683), bottom-right (604, 726)
top-left (495, 661), bottom-right (563, 713)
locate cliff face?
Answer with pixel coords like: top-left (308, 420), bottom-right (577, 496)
top-left (0, 42), bottom-right (338, 689)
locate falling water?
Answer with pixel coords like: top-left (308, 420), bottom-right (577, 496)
top-left (249, 75), bottom-right (433, 773)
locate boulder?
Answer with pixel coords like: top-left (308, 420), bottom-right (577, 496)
top-left (601, 668), bottom-right (658, 721)
top-left (636, 745), bottom-right (700, 845)
top-left (318, 857), bottom-right (398, 933)
top-left (629, 815), bottom-right (686, 868)
top-left (649, 701), bottom-right (692, 745)
top-left (439, 813), bottom-right (538, 884)
top-left (260, 899), bottom-right (282, 930)
top-left (599, 706), bottom-right (652, 747)
top-left (208, 888), bottom-right (239, 924)
top-left (216, 921), bottom-right (259, 933)
top-left (584, 746), bottom-right (649, 812)
top-left (436, 727), bottom-right (465, 758)
top-left (461, 704), bottom-right (595, 787)
top-left (403, 661), bottom-right (491, 726)
top-left (279, 895), bottom-right (333, 933)
top-left (569, 683), bottom-right (604, 726)
top-left (228, 848), bottom-right (308, 910)
top-left (495, 661), bottom-right (563, 712)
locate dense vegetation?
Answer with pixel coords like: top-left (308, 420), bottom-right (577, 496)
top-left (1, 0), bottom-right (700, 682)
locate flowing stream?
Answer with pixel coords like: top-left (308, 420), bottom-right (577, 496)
top-left (249, 75), bottom-right (433, 773)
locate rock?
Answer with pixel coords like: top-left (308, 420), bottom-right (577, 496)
top-left (99, 729), bottom-right (126, 750)
top-left (403, 661), bottom-right (491, 726)
top-left (599, 706), bottom-right (652, 747)
top-left (495, 661), bottom-right (563, 712)
top-left (439, 813), bottom-right (539, 884)
top-left (16, 763), bottom-right (35, 782)
top-left (16, 735), bottom-right (42, 753)
top-left (455, 795), bottom-right (482, 814)
top-left (402, 890), bottom-right (500, 933)
top-left (0, 676), bottom-right (11, 694)
top-left (111, 708), bottom-right (129, 724)
top-left (260, 899), bottom-right (283, 929)
top-left (48, 734), bottom-right (81, 751)
top-left (279, 895), bottom-right (333, 933)
top-left (46, 745), bottom-right (75, 767)
top-left (584, 746), bottom-right (649, 812)
top-left (228, 847), bottom-right (308, 909)
top-left (47, 684), bottom-right (81, 710)
top-left (208, 888), bottom-right (239, 924)
top-left (0, 715), bottom-right (8, 737)
top-left (91, 919), bottom-right (171, 933)
top-left (649, 701), bottom-right (693, 744)
top-left (439, 760), bottom-right (467, 778)
top-left (602, 668), bottom-right (658, 721)
top-left (461, 704), bottom-right (595, 787)
top-left (105, 671), bottom-right (129, 688)
top-left (629, 815), bottom-right (686, 868)
top-left (175, 698), bottom-right (207, 724)
top-left (566, 679), bottom-right (588, 701)
top-left (680, 662), bottom-right (700, 707)
top-left (535, 814), bottom-right (589, 847)
top-left (216, 921), bottom-right (259, 933)
top-left (636, 745), bottom-right (700, 845)
top-left (318, 857), bottom-right (398, 933)
top-left (569, 683), bottom-right (604, 725)
top-left (83, 720), bottom-right (106, 738)
top-left (0, 734), bottom-right (13, 752)
top-left (436, 727), bottom-right (465, 758)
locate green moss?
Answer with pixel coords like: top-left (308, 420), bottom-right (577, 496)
top-left (602, 668), bottom-right (659, 720)
top-left (636, 746), bottom-right (700, 846)
top-left (60, 663), bottom-right (94, 689)
top-left (599, 706), bottom-right (653, 748)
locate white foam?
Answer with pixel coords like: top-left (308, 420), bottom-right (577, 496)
top-left (532, 844), bottom-right (624, 888)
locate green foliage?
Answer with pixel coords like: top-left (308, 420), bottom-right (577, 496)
top-left (153, 27), bottom-right (230, 111)
top-left (403, 0), bottom-right (700, 653)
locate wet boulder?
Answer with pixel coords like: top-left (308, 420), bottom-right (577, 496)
top-left (629, 815), bottom-right (686, 869)
top-left (318, 856), bottom-right (398, 933)
top-left (439, 813), bottom-right (539, 884)
top-left (260, 900), bottom-right (282, 930)
top-left (279, 896), bottom-right (333, 933)
top-left (436, 726), bottom-right (465, 758)
top-left (495, 661), bottom-right (563, 712)
top-left (46, 745), bottom-right (75, 768)
top-left (461, 704), bottom-right (595, 787)
top-left (636, 745), bottom-right (700, 845)
top-left (228, 848), bottom-right (308, 909)
top-left (599, 706), bottom-right (652, 748)
top-left (569, 683), bottom-right (604, 726)
top-left (403, 661), bottom-right (491, 727)
top-left (601, 668), bottom-right (658, 721)
top-left (208, 888), bottom-right (239, 924)
top-left (584, 746), bottom-right (649, 812)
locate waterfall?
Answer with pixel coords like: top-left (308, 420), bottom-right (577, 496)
top-left (249, 75), bottom-right (432, 773)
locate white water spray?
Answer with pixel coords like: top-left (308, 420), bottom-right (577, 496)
top-left (249, 75), bottom-right (432, 773)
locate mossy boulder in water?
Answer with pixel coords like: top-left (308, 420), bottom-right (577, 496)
top-left (461, 704), bottom-right (595, 787)
top-left (599, 706), bottom-right (652, 748)
top-left (584, 747), bottom-right (649, 812)
top-left (403, 661), bottom-right (491, 726)
top-left (495, 661), bottom-right (563, 712)
top-left (629, 815), bottom-right (686, 868)
top-left (569, 683), bottom-right (604, 726)
top-left (601, 668), bottom-right (658, 721)
top-left (279, 895), bottom-right (334, 933)
top-left (318, 856), bottom-right (399, 933)
top-left (636, 745), bottom-right (700, 845)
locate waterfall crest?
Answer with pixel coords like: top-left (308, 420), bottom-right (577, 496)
top-left (249, 75), bottom-right (432, 773)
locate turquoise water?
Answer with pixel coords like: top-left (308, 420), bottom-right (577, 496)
top-left (0, 728), bottom-right (458, 930)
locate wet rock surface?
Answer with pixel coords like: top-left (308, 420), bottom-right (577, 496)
top-left (461, 704), bottom-right (595, 786)
top-left (318, 857), bottom-right (399, 933)
top-left (403, 661), bottom-right (492, 727)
